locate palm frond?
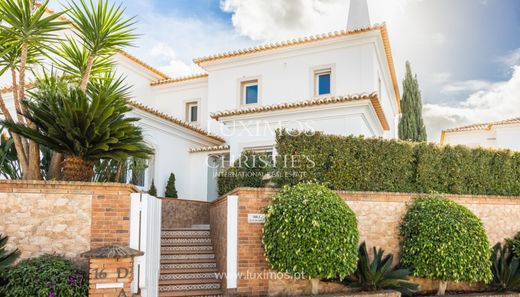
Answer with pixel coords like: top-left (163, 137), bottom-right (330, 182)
top-left (67, 0), bottom-right (137, 56)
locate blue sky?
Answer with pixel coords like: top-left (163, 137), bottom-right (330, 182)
top-left (45, 0), bottom-right (520, 141)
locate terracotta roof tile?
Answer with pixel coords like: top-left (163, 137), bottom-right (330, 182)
top-left (444, 117), bottom-right (520, 133)
top-left (150, 73), bottom-right (208, 86)
top-left (193, 24), bottom-right (400, 111)
top-left (128, 100), bottom-right (225, 143)
top-left (189, 144), bottom-right (230, 153)
top-left (441, 117), bottom-right (520, 144)
top-left (210, 93), bottom-right (390, 131)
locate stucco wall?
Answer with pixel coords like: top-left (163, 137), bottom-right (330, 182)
top-left (226, 188), bottom-right (520, 296)
top-left (0, 181), bottom-right (137, 260)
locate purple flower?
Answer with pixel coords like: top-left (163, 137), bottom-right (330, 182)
top-left (48, 290), bottom-right (55, 297)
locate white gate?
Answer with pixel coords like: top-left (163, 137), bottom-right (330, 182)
top-left (129, 193), bottom-right (162, 297)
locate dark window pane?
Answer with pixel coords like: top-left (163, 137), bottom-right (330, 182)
top-left (245, 85), bottom-right (258, 104)
top-left (190, 105), bottom-right (198, 122)
top-left (318, 73), bottom-right (331, 95)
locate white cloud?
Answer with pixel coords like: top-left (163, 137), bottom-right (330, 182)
top-left (497, 48), bottom-right (520, 67)
top-left (220, 0), bottom-right (348, 41)
top-left (430, 72), bottom-right (452, 84)
top-left (424, 65), bottom-right (520, 142)
top-left (441, 80), bottom-right (493, 94)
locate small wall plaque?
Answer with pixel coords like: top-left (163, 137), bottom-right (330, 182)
top-left (96, 282), bottom-right (124, 289)
top-left (248, 213), bottom-right (265, 223)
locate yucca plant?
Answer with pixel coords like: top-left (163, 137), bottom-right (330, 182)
top-left (490, 242), bottom-right (520, 291)
top-left (1, 74), bottom-right (153, 181)
top-left (345, 242), bottom-right (418, 296)
top-left (0, 127), bottom-right (22, 179)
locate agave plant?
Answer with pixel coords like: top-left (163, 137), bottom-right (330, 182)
top-left (345, 242), bottom-right (418, 296)
top-left (1, 74), bottom-right (153, 181)
top-left (0, 234), bottom-right (20, 272)
top-left (490, 242), bottom-right (520, 291)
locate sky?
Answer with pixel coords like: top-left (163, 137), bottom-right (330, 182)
top-left (42, 0), bottom-right (520, 142)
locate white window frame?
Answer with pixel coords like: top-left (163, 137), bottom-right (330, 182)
top-left (185, 100), bottom-right (200, 124)
top-left (310, 64), bottom-right (335, 97)
top-left (238, 77), bottom-right (261, 106)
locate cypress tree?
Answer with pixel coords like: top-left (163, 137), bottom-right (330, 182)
top-left (148, 179), bottom-right (157, 196)
top-left (398, 61), bottom-right (427, 141)
top-left (165, 173), bottom-right (178, 198)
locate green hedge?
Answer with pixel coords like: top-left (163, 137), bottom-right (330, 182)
top-left (399, 195), bottom-right (492, 283)
top-left (217, 150), bottom-right (273, 196)
top-left (274, 130), bottom-right (520, 196)
top-left (263, 183), bottom-right (359, 279)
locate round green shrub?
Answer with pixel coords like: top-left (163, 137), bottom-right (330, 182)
top-left (3, 254), bottom-right (88, 297)
top-left (399, 195), bottom-right (492, 283)
top-left (262, 183), bottom-right (359, 279)
top-left (507, 231), bottom-right (520, 259)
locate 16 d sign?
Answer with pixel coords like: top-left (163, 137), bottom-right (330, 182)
top-left (93, 266), bottom-right (130, 297)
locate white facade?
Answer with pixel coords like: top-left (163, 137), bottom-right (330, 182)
top-left (1, 19), bottom-right (401, 202)
top-left (441, 119), bottom-right (520, 151)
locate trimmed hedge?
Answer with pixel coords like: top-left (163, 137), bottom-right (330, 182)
top-left (399, 195), bottom-right (492, 283)
top-left (263, 183), bottom-right (359, 279)
top-left (274, 130), bottom-right (520, 196)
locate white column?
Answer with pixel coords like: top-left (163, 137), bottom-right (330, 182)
top-left (226, 195), bottom-right (239, 289)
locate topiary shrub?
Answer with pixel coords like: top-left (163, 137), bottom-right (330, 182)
top-left (507, 231), bottom-right (520, 259)
top-left (148, 179), bottom-right (157, 196)
top-left (3, 254), bottom-right (88, 297)
top-left (263, 183), bottom-right (358, 293)
top-left (399, 195), bottom-right (492, 295)
top-left (165, 173), bottom-right (178, 198)
top-left (217, 150), bottom-right (273, 196)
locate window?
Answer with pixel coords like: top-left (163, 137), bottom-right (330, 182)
top-left (241, 80), bottom-right (258, 104)
top-left (186, 101), bottom-right (198, 123)
top-left (315, 69), bottom-right (331, 96)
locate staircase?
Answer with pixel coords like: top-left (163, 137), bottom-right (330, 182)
top-left (159, 226), bottom-right (224, 297)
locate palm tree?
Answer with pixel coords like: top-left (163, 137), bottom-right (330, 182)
top-left (0, 0), bottom-right (66, 180)
top-left (46, 0), bottom-right (137, 179)
top-left (67, 0), bottom-right (137, 91)
top-left (1, 75), bottom-right (153, 181)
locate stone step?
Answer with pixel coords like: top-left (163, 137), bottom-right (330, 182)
top-left (158, 289), bottom-right (223, 297)
top-left (161, 230), bottom-right (210, 237)
top-left (160, 272), bottom-right (218, 281)
top-left (161, 245), bottom-right (213, 252)
top-left (161, 258), bottom-right (217, 264)
top-left (161, 238), bottom-right (212, 245)
top-left (161, 268), bottom-right (218, 274)
top-left (161, 249), bottom-right (214, 255)
top-left (191, 224), bottom-right (210, 230)
top-left (160, 278), bottom-right (220, 285)
top-left (161, 253), bottom-right (215, 261)
top-left (161, 241), bottom-right (213, 247)
top-left (158, 282), bottom-right (221, 292)
top-left (160, 262), bottom-right (217, 270)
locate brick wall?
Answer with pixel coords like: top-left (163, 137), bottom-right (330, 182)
top-left (162, 198), bottom-right (210, 229)
top-left (226, 188), bottom-right (520, 296)
top-left (209, 197), bottom-right (227, 289)
top-left (0, 180), bottom-right (138, 259)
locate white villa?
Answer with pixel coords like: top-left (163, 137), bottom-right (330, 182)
top-left (441, 117), bottom-right (520, 151)
top-left (0, 0), bottom-right (401, 201)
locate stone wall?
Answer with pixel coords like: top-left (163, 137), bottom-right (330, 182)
top-left (0, 181), bottom-right (138, 260)
top-left (226, 188), bottom-right (520, 296)
top-left (162, 198), bottom-right (209, 229)
top-left (209, 196), bottom-right (227, 290)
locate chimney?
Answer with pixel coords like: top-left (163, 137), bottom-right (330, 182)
top-left (347, 0), bottom-right (371, 30)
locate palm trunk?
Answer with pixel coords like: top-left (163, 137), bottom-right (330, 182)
top-left (437, 280), bottom-right (447, 295)
top-left (10, 67), bottom-right (29, 155)
top-left (62, 155), bottom-right (94, 182)
top-left (18, 43), bottom-right (42, 180)
top-left (79, 55), bottom-right (94, 92)
top-left (0, 93), bottom-right (28, 173)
